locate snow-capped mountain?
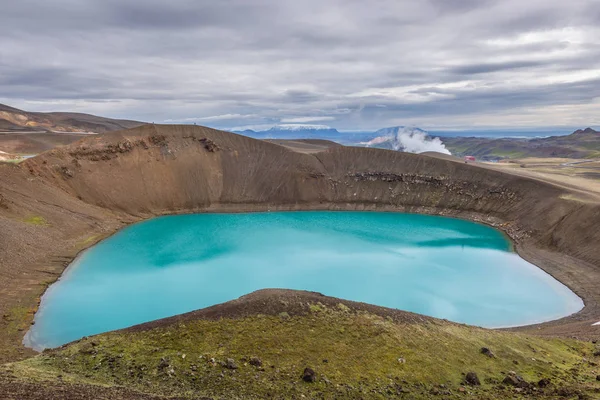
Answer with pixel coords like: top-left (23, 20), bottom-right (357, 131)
top-left (233, 124), bottom-right (451, 155)
top-left (267, 124), bottom-right (334, 131)
top-left (235, 124), bottom-right (340, 139)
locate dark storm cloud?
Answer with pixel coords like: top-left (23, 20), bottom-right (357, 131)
top-left (105, 0), bottom-right (268, 30)
top-left (491, 9), bottom-right (565, 33)
top-left (428, 0), bottom-right (495, 13)
top-left (0, 66), bottom-right (119, 99)
top-left (447, 61), bottom-right (546, 75)
top-left (355, 77), bottom-right (600, 123)
top-left (0, 67), bottom-right (73, 87)
top-left (281, 90), bottom-right (323, 103)
top-left (2, 0), bottom-right (264, 31)
top-left (0, 0), bottom-right (598, 129)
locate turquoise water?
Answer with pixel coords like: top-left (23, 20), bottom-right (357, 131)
top-left (25, 212), bottom-right (583, 350)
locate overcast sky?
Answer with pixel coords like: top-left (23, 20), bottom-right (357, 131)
top-left (1, 0), bottom-right (599, 131)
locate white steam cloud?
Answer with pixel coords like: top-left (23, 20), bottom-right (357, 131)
top-left (363, 126), bottom-right (451, 155)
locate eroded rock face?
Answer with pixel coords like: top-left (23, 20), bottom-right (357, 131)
top-left (348, 172), bottom-right (445, 185)
top-left (198, 138), bottom-right (220, 152)
top-left (58, 166), bottom-right (74, 179)
top-left (149, 135), bottom-right (167, 146)
top-left (67, 139), bottom-right (149, 162)
top-left (346, 172), bottom-right (519, 202)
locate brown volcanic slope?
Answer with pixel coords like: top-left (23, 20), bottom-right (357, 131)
top-left (0, 132), bottom-right (94, 155)
top-left (0, 103), bottom-right (144, 134)
top-left (0, 103), bottom-right (144, 155)
top-left (0, 124), bottom-right (600, 364)
top-left (0, 104), bottom-right (143, 133)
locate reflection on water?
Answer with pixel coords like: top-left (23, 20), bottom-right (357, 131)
top-left (25, 212), bottom-right (583, 350)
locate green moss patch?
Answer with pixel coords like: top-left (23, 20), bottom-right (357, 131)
top-left (0, 303), bottom-right (38, 363)
top-left (9, 304), bottom-right (600, 399)
top-left (22, 216), bottom-right (48, 226)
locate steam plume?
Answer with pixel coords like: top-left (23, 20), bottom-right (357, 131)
top-left (363, 127), bottom-right (451, 155)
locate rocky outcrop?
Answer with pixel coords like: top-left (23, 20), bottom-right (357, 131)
top-left (503, 372), bottom-right (529, 388)
top-left (249, 357), bottom-right (262, 367)
top-left (66, 139), bottom-right (148, 162)
top-left (197, 138), bottom-right (220, 152)
top-left (480, 347), bottom-right (495, 358)
top-left (302, 367), bottom-right (316, 382)
top-left (465, 372), bottom-right (480, 386)
top-left (223, 358), bottom-right (238, 370)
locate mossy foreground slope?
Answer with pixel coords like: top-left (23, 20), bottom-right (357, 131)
top-left (3, 291), bottom-right (599, 399)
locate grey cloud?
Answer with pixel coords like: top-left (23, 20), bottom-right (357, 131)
top-left (428, 0), bottom-right (495, 14)
top-left (2, 0), bottom-right (265, 31)
top-left (281, 90), bottom-right (323, 103)
top-left (491, 9), bottom-right (565, 33)
top-left (105, 0), bottom-right (269, 30)
top-left (447, 60), bottom-right (546, 75)
top-left (0, 66), bottom-right (118, 99)
top-left (0, 0), bottom-right (598, 130)
top-left (357, 77), bottom-right (600, 121)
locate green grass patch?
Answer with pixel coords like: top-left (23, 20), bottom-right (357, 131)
top-left (22, 216), bottom-right (48, 226)
top-left (74, 234), bottom-right (100, 249)
top-left (11, 305), bottom-right (600, 399)
top-left (3, 306), bottom-right (33, 337)
top-left (0, 302), bottom-right (39, 363)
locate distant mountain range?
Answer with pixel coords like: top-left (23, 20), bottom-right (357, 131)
top-left (235, 124), bottom-right (600, 160)
top-left (233, 125), bottom-right (445, 153)
top-left (442, 127), bottom-right (600, 160)
top-left (0, 103), bottom-right (144, 133)
top-left (234, 124), bottom-right (340, 139)
top-left (1, 102), bottom-right (598, 160)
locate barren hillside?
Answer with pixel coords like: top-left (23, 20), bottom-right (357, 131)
top-left (0, 103), bottom-right (143, 134)
top-left (443, 127), bottom-right (600, 160)
top-left (0, 124), bottom-right (599, 366)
